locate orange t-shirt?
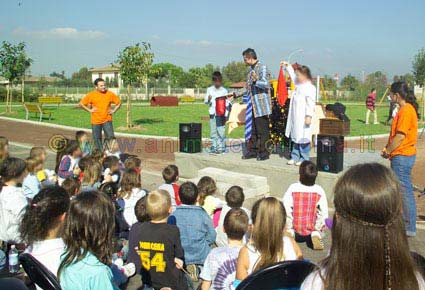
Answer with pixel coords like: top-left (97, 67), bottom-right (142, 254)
top-left (389, 103), bottom-right (418, 159)
top-left (80, 90), bottom-right (121, 125)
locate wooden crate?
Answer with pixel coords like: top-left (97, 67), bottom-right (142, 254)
top-left (320, 118), bottom-right (350, 136)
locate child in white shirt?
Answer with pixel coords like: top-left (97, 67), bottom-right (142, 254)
top-left (283, 161), bottom-right (328, 250)
top-left (118, 169), bottom-right (146, 226)
top-left (158, 164), bottom-right (181, 211)
top-left (0, 157), bottom-right (28, 243)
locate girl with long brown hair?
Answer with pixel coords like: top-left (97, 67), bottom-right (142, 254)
top-left (81, 158), bottom-right (102, 192)
top-left (236, 197), bottom-right (302, 280)
top-left (301, 163), bottom-right (425, 290)
top-left (118, 169), bottom-right (146, 226)
top-left (58, 191), bottom-right (117, 290)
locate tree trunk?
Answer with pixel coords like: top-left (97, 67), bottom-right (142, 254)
top-left (9, 84), bottom-right (13, 113)
top-left (21, 77), bottom-right (25, 103)
top-left (5, 83), bottom-right (10, 113)
top-left (422, 87), bottom-right (425, 121)
top-left (145, 82), bottom-right (148, 101)
top-left (126, 84), bottom-right (132, 128)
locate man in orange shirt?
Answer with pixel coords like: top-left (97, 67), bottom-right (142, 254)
top-left (79, 78), bottom-right (121, 150)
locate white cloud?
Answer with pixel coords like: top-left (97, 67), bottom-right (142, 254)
top-left (151, 34), bottom-right (161, 40)
top-left (12, 27), bottom-right (107, 40)
top-left (174, 39), bottom-right (213, 47)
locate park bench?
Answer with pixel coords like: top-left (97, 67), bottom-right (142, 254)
top-left (38, 96), bottom-right (63, 107)
top-left (179, 96), bottom-right (196, 103)
top-left (23, 103), bottom-right (52, 122)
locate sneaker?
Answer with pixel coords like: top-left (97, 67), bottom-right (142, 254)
top-left (287, 160), bottom-right (295, 165)
top-left (295, 161), bottom-right (303, 166)
top-left (186, 264), bottom-right (199, 282)
top-left (122, 262), bottom-right (136, 277)
top-left (311, 232), bottom-right (324, 250)
top-left (373, 122), bottom-right (380, 125)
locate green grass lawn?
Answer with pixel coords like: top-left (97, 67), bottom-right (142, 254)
top-left (1, 103), bottom-right (394, 138)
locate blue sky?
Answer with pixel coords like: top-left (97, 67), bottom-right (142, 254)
top-left (1, 0), bottom-right (424, 79)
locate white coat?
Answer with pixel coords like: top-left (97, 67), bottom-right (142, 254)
top-left (285, 65), bottom-right (316, 144)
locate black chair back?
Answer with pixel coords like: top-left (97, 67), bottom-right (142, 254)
top-left (236, 260), bottom-right (317, 290)
top-left (0, 278), bottom-right (29, 290)
top-left (19, 253), bottom-right (61, 290)
top-left (411, 251), bottom-right (425, 278)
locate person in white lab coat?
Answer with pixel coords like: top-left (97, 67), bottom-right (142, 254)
top-left (282, 62), bottom-right (316, 166)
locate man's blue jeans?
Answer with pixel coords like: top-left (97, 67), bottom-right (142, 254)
top-left (291, 142), bottom-right (311, 162)
top-left (391, 155), bottom-right (417, 235)
top-left (92, 121), bottom-right (115, 150)
top-left (209, 115), bottom-right (226, 153)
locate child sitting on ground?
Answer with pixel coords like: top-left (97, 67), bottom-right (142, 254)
top-left (23, 157), bottom-right (44, 199)
top-left (81, 158), bottom-right (103, 192)
top-left (75, 130), bottom-right (92, 157)
top-left (102, 156), bottom-right (121, 184)
top-left (0, 136), bottom-right (9, 164)
top-left (124, 156), bottom-right (141, 174)
top-left (216, 186), bottom-right (251, 247)
top-left (158, 164), bottom-right (181, 210)
top-left (58, 191), bottom-right (120, 290)
top-left (283, 161), bottom-right (328, 250)
top-left (56, 140), bottom-right (81, 186)
top-left (172, 182), bottom-right (217, 282)
top-left (100, 182), bottom-right (129, 239)
top-left (197, 176), bottom-right (225, 216)
top-left (61, 177), bottom-right (81, 198)
top-left (201, 208), bottom-right (249, 290)
top-left (117, 169), bottom-right (147, 226)
top-left (30, 146), bottom-right (57, 186)
top-left (236, 197), bottom-right (303, 282)
top-left (20, 186), bottom-right (70, 278)
top-left (300, 163), bottom-right (425, 290)
top-left (0, 157), bottom-right (28, 243)
top-left (128, 190), bottom-right (187, 290)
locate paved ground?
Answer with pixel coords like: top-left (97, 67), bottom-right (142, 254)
top-left (4, 118), bottom-right (425, 290)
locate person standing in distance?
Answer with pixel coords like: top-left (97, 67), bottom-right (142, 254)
top-left (80, 78), bottom-right (121, 151)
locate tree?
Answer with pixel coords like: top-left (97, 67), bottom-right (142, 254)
top-left (413, 47), bottom-right (425, 119)
top-left (71, 67), bottom-right (91, 81)
top-left (50, 71), bottom-right (66, 80)
top-left (149, 63), bottom-right (185, 86)
top-left (0, 41), bottom-right (32, 111)
top-left (116, 42), bottom-right (157, 128)
top-left (321, 75), bottom-right (337, 91)
top-left (393, 73), bottom-right (414, 84)
top-left (341, 74), bottom-right (359, 91)
top-left (365, 71), bottom-right (388, 89)
top-left (222, 61), bottom-right (249, 84)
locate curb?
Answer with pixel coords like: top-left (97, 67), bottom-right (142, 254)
top-left (0, 116), bottom-right (408, 142)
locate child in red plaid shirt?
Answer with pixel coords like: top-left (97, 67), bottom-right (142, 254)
top-left (283, 161), bottom-right (328, 250)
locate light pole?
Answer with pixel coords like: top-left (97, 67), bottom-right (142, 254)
top-left (288, 49), bottom-right (304, 64)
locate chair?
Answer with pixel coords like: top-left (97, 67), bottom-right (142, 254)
top-left (411, 251), bottom-right (425, 278)
top-left (236, 260), bottom-right (317, 290)
top-left (0, 278), bottom-right (29, 290)
top-left (19, 253), bottom-right (61, 290)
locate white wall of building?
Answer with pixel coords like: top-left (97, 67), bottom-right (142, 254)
top-left (91, 72), bottom-right (121, 88)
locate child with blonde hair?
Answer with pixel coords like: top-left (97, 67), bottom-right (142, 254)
top-left (23, 157), bottom-right (44, 199)
top-left (236, 197), bottom-right (302, 281)
top-left (197, 176), bottom-right (225, 216)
